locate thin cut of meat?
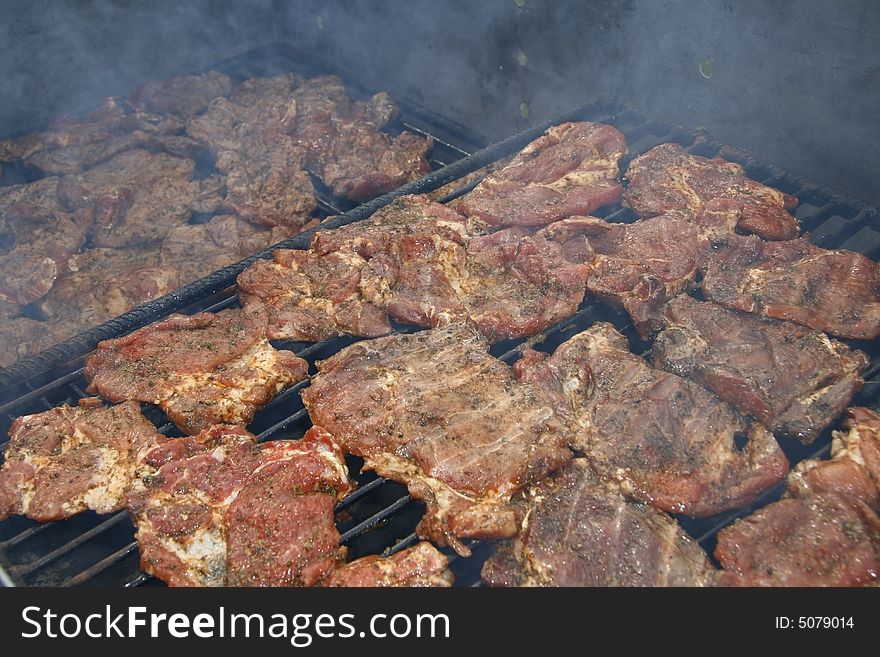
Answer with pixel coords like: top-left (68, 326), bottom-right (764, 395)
top-left (624, 142), bottom-right (799, 240)
top-left (302, 323), bottom-right (575, 555)
top-left (457, 121), bottom-right (627, 226)
top-left (321, 542), bottom-right (454, 587)
top-left (126, 71), bottom-right (233, 118)
top-left (654, 295), bottom-right (869, 443)
top-left (702, 235), bottom-right (880, 340)
top-left (481, 460), bottom-right (717, 587)
top-left (716, 408), bottom-right (880, 586)
top-left (0, 399), bottom-right (164, 522)
top-left (0, 315), bottom-right (49, 368)
top-left (129, 425), bottom-right (351, 587)
top-left (290, 76), bottom-right (432, 201)
top-left (427, 156), bottom-right (514, 201)
top-left (238, 194), bottom-right (589, 343)
top-left (516, 322), bottom-right (789, 517)
top-left (84, 307), bottom-right (308, 434)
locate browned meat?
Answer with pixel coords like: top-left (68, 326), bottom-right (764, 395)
top-left (291, 76), bottom-right (431, 201)
top-left (126, 71), bottom-right (233, 118)
top-left (0, 314), bottom-right (49, 368)
top-left (516, 322), bottom-right (789, 517)
top-left (654, 295), bottom-right (869, 442)
top-left (624, 143), bottom-right (799, 240)
top-left (302, 323), bottom-right (574, 555)
top-left (716, 407), bottom-right (880, 586)
top-left (457, 122), bottom-right (626, 226)
top-left (322, 542), bottom-right (454, 587)
top-left (57, 149), bottom-right (226, 248)
top-left (703, 235), bottom-right (880, 340)
top-left (129, 424), bottom-right (351, 587)
top-left (0, 177), bottom-right (92, 306)
top-left (427, 156), bottom-right (514, 201)
top-left (481, 460), bottom-right (717, 586)
top-left (238, 194), bottom-right (589, 343)
top-left (84, 307), bottom-right (308, 434)
top-left (0, 399), bottom-right (164, 522)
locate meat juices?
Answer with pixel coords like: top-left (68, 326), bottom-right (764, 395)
top-left (715, 407), bottom-right (880, 586)
top-left (129, 425), bottom-right (351, 587)
top-left (654, 295), bottom-right (868, 442)
top-left (84, 307), bottom-right (308, 434)
top-left (481, 460), bottom-right (717, 587)
top-left (0, 399), bottom-right (164, 522)
top-left (457, 121), bottom-right (627, 226)
top-left (624, 142), bottom-right (799, 240)
top-left (517, 322), bottom-right (789, 517)
top-left (703, 235), bottom-right (880, 340)
top-left (302, 323), bottom-right (575, 555)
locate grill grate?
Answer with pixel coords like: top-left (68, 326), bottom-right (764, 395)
top-left (2, 50), bottom-right (880, 587)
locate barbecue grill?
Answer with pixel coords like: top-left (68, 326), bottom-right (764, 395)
top-left (2, 26), bottom-right (880, 587)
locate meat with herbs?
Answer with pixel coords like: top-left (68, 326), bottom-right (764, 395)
top-left (716, 408), bottom-right (880, 586)
top-left (516, 322), bottom-right (789, 517)
top-left (84, 307), bottom-right (308, 434)
top-left (457, 121), bottom-right (626, 226)
top-left (302, 323), bottom-right (574, 555)
top-left (322, 542), bottom-right (454, 587)
top-left (654, 295), bottom-right (869, 442)
top-left (0, 399), bottom-right (164, 522)
top-left (481, 460), bottom-right (718, 587)
top-left (126, 71), bottom-right (233, 118)
top-left (129, 425), bottom-right (351, 587)
top-left (624, 143), bottom-right (799, 240)
top-left (702, 235), bottom-right (880, 340)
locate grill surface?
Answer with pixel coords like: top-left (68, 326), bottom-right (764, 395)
top-left (2, 47), bottom-right (879, 588)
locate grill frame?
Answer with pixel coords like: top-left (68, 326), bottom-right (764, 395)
top-left (2, 48), bottom-right (880, 587)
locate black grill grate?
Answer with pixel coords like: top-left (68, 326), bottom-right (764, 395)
top-left (2, 49), bottom-right (880, 586)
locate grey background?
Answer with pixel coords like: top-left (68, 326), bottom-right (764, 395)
top-left (2, 0), bottom-right (879, 203)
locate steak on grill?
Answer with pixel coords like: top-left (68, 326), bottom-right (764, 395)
top-left (702, 235), bottom-right (880, 340)
top-left (457, 122), bottom-right (626, 226)
top-left (322, 542), bottom-right (454, 587)
top-left (84, 307), bottom-right (308, 434)
top-left (623, 143), bottom-right (799, 240)
top-left (715, 408), bottom-right (880, 586)
top-left (0, 399), bottom-right (164, 522)
top-left (654, 295), bottom-right (869, 442)
top-left (129, 424), bottom-right (351, 587)
top-left (481, 460), bottom-right (718, 586)
top-left (126, 71), bottom-right (233, 118)
top-left (301, 323), bottom-right (575, 555)
top-left (516, 322), bottom-right (789, 517)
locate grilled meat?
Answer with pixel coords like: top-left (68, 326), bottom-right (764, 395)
top-left (84, 307), bottom-right (308, 434)
top-left (517, 322), bottom-right (789, 517)
top-left (624, 143), bottom-right (799, 240)
top-left (126, 71), bottom-right (233, 118)
top-left (427, 156), bottom-right (514, 201)
top-left (129, 424), bottom-right (351, 587)
top-left (457, 122), bottom-right (626, 226)
top-left (0, 399), bottom-right (164, 522)
top-left (322, 542), bottom-right (454, 587)
top-left (301, 323), bottom-right (574, 555)
top-left (481, 460), bottom-right (717, 586)
top-left (0, 315), bottom-right (50, 368)
top-left (715, 407), bottom-right (880, 586)
top-left (654, 295), bottom-right (869, 442)
top-left (703, 235), bottom-right (880, 340)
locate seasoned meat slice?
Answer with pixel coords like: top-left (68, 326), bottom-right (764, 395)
top-left (129, 425), bottom-right (351, 587)
top-left (624, 143), bottom-right (799, 240)
top-left (84, 307), bottom-right (308, 434)
top-left (0, 315), bottom-right (49, 368)
top-left (516, 322), bottom-right (788, 517)
top-left (322, 543), bottom-right (454, 587)
top-left (481, 460), bottom-right (717, 587)
top-left (654, 295), bottom-right (869, 442)
top-left (703, 235), bottom-right (880, 340)
top-left (238, 194), bottom-right (589, 342)
top-left (0, 399), bottom-right (164, 522)
top-left (126, 71), bottom-right (233, 118)
top-left (716, 407), bottom-right (880, 586)
top-left (291, 76), bottom-right (432, 201)
top-left (457, 122), bottom-right (626, 226)
top-left (57, 149), bottom-right (226, 248)
top-left (301, 324), bottom-right (574, 555)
